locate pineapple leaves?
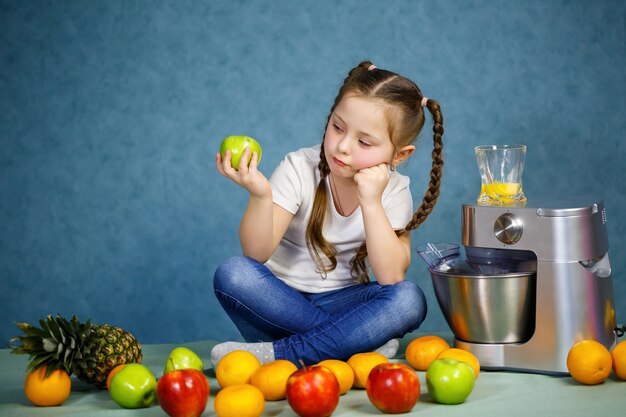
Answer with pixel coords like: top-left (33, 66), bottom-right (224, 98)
top-left (8, 335), bottom-right (44, 354)
top-left (9, 314), bottom-right (95, 375)
top-left (41, 338), bottom-right (58, 353)
top-left (10, 314), bottom-right (142, 387)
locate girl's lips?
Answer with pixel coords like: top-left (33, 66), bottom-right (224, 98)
top-left (333, 157), bottom-right (348, 167)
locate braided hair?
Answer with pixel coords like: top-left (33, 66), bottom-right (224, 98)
top-left (305, 61), bottom-right (444, 284)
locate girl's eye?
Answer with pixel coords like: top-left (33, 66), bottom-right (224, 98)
top-left (333, 124), bottom-right (344, 133)
top-left (359, 139), bottom-right (372, 147)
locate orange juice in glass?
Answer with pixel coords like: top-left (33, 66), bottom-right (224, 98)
top-left (475, 145), bottom-right (526, 206)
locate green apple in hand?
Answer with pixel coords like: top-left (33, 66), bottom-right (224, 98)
top-left (219, 135), bottom-right (262, 170)
top-left (426, 358), bottom-right (475, 404)
top-left (163, 346), bottom-right (204, 374)
top-left (109, 363), bottom-right (157, 408)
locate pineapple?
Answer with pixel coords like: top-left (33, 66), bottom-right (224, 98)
top-left (10, 314), bottom-right (142, 388)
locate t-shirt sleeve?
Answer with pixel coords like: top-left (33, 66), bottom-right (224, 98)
top-left (269, 152), bottom-right (304, 215)
top-left (383, 174), bottom-right (414, 230)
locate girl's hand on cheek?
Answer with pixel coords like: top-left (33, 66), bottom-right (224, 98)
top-left (354, 163), bottom-right (390, 206)
top-left (215, 147), bottom-right (271, 198)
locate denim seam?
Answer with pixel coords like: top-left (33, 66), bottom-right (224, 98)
top-left (308, 283), bottom-right (379, 309)
top-left (214, 288), bottom-right (297, 335)
top-left (277, 299), bottom-right (397, 353)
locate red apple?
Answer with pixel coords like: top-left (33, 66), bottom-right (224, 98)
top-left (156, 369), bottom-right (210, 417)
top-left (366, 362), bottom-right (421, 414)
top-left (286, 365), bottom-right (340, 417)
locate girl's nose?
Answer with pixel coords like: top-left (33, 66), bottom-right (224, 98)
top-left (336, 135), bottom-right (351, 154)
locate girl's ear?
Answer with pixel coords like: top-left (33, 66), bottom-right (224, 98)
top-left (393, 145), bottom-right (416, 166)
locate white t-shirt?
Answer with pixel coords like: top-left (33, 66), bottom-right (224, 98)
top-left (265, 145), bottom-right (414, 293)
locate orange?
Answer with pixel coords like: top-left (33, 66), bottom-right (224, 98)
top-left (347, 352), bottom-right (388, 389)
top-left (250, 359), bottom-right (298, 400)
top-left (405, 335), bottom-right (450, 371)
top-left (567, 340), bottom-right (612, 385)
top-left (611, 340), bottom-right (626, 380)
top-left (24, 366), bottom-right (72, 407)
top-left (216, 350), bottom-right (262, 388)
top-left (436, 348), bottom-right (480, 379)
top-left (317, 359), bottom-right (355, 395)
top-left (214, 383), bottom-right (265, 417)
top-left (106, 364), bottom-right (127, 390)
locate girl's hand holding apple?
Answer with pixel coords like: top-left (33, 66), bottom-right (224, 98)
top-left (216, 138), bottom-right (270, 198)
top-left (219, 135), bottom-right (263, 170)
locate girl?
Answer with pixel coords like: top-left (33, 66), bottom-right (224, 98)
top-left (212, 61), bottom-right (443, 366)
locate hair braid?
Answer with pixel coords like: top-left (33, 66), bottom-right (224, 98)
top-left (304, 113), bottom-right (337, 277)
top-left (404, 99), bottom-right (444, 232)
top-left (350, 98), bottom-right (443, 284)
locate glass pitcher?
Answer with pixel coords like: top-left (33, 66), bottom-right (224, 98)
top-left (475, 144), bottom-right (527, 206)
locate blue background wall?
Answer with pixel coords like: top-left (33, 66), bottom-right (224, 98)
top-left (1, 0), bottom-right (625, 345)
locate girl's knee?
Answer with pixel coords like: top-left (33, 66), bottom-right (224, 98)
top-left (393, 281), bottom-right (427, 327)
top-left (213, 256), bottom-right (258, 293)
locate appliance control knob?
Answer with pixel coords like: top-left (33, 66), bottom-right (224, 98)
top-left (494, 213), bottom-right (523, 244)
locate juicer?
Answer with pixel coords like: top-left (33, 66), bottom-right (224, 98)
top-left (420, 196), bottom-right (618, 374)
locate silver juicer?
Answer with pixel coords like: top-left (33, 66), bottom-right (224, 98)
top-left (420, 196), bottom-right (618, 374)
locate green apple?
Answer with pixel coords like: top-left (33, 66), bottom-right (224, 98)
top-left (163, 346), bottom-right (204, 374)
top-left (109, 363), bottom-right (157, 409)
top-left (426, 358), bottom-right (475, 405)
top-left (219, 135), bottom-right (262, 170)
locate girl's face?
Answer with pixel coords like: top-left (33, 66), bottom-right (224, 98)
top-left (323, 94), bottom-right (395, 178)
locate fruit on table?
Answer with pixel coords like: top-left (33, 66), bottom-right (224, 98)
top-left (347, 351), bottom-right (389, 388)
top-left (366, 362), bottom-right (420, 413)
top-left (24, 365), bottom-right (71, 407)
top-left (286, 365), bottom-right (340, 417)
top-left (436, 347), bottom-right (480, 379)
top-left (405, 334), bottom-right (450, 371)
top-left (157, 368), bottom-right (210, 417)
top-left (250, 359), bottom-right (298, 401)
top-left (567, 339), bottom-right (612, 385)
top-left (214, 383), bottom-right (265, 417)
top-left (109, 363), bottom-right (157, 408)
top-left (316, 359), bottom-right (354, 395)
top-left (106, 364), bottom-right (127, 390)
top-left (611, 339), bottom-right (626, 380)
top-left (10, 314), bottom-right (142, 388)
top-left (163, 346), bottom-right (204, 374)
top-left (426, 358), bottom-right (475, 405)
top-left (219, 135), bottom-right (262, 170)
top-left (216, 350), bottom-right (261, 388)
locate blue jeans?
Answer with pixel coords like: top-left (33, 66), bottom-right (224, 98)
top-left (213, 256), bottom-right (427, 365)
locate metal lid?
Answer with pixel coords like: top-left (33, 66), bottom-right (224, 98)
top-left (464, 195), bottom-right (603, 218)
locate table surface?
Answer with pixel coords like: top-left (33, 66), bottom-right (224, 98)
top-left (1, 336), bottom-right (624, 417)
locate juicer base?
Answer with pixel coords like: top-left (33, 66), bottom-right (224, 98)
top-left (455, 335), bottom-right (618, 376)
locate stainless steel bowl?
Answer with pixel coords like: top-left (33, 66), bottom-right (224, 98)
top-left (430, 269), bottom-right (536, 344)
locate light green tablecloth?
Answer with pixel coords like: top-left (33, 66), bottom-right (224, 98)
top-left (1, 337), bottom-right (624, 416)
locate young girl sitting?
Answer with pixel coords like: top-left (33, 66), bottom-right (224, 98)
top-left (212, 60), bottom-right (444, 366)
